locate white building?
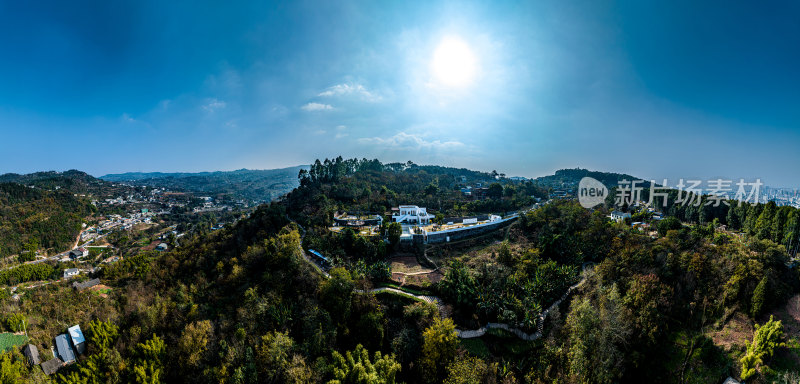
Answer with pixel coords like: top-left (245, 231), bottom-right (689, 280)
top-left (63, 268), bottom-right (79, 279)
top-left (392, 205), bottom-right (435, 224)
top-left (610, 211), bottom-right (631, 222)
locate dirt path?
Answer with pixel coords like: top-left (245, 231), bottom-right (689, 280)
top-left (69, 229), bottom-right (82, 252)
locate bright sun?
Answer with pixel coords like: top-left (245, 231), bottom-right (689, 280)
top-left (431, 36), bottom-right (477, 87)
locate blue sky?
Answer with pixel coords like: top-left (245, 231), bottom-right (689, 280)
top-left (0, 0), bottom-right (798, 186)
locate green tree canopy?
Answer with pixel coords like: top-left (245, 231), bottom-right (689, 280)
top-left (386, 223), bottom-right (402, 246)
top-left (88, 319), bottom-right (120, 351)
top-left (328, 344), bottom-right (400, 384)
top-left (320, 268), bottom-right (355, 326)
top-left (741, 315), bottom-right (786, 380)
top-left (420, 317), bottom-right (458, 383)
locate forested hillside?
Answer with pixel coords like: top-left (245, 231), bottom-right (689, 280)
top-left (533, 168), bottom-right (640, 190)
top-left (1, 159), bottom-right (799, 383)
top-left (0, 170), bottom-right (117, 197)
top-left (0, 182), bottom-right (94, 258)
top-left (290, 157), bottom-right (546, 227)
top-left (101, 166), bottom-right (307, 203)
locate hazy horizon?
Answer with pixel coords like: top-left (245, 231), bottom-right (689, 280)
top-left (3, 162), bottom-right (796, 190)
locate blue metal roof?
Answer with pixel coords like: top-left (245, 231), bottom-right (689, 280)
top-left (55, 334), bottom-right (75, 363)
top-left (308, 249), bottom-right (329, 261)
top-left (68, 325), bottom-right (85, 345)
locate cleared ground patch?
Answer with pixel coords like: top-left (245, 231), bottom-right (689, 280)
top-left (389, 255), bottom-right (432, 274)
top-left (708, 312), bottom-right (753, 352)
top-left (90, 284), bottom-right (113, 298)
top-left (388, 255), bottom-right (443, 286)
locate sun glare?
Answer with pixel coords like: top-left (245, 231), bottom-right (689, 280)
top-left (431, 36), bottom-right (477, 87)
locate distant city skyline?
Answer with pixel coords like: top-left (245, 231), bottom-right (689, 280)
top-left (0, 1), bottom-right (798, 186)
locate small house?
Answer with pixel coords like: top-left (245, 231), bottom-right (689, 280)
top-left (72, 278), bottom-right (101, 291)
top-left (63, 268), bottom-right (79, 279)
top-left (21, 344), bottom-right (40, 366)
top-left (156, 243), bottom-right (168, 251)
top-left (308, 249), bottom-right (331, 269)
top-left (68, 325), bottom-right (86, 355)
top-left (40, 358), bottom-right (62, 375)
top-left (55, 334), bottom-right (76, 363)
top-left (610, 211), bottom-right (631, 222)
top-left (69, 248), bottom-right (88, 260)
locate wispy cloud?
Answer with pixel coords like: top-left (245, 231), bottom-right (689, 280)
top-left (301, 102), bottom-right (334, 111)
top-left (318, 83), bottom-right (382, 102)
top-left (202, 98), bottom-right (227, 112)
top-left (335, 125), bottom-right (348, 139)
top-left (119, 113), bottom-right (151, 129)
top-left (358, 132), bottom-right (464, 151)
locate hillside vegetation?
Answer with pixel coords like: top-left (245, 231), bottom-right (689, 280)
top-left (0, 159), bottom-right (798, 383)
top-left (0, 182), bottom-right (94, 258)
top-left (101, 166), bottom-right (306, 203)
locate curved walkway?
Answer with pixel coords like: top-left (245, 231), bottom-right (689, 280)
top-left (357, 287), bottom-right (440, 306)
top-left (287, 214), bottom-right (593, 341)
top-left (455, 265), bottom-right (591, 341)
top-left (391, 269), bottom-right (439, 276)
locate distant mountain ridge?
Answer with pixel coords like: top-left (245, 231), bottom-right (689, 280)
top-left (533, 168), bottom-right (642, 190)
top-left (101, 167), bottom-right (298, 181)
top-left (0, 170), bottom-right (103, 194)
top-left (101, 166), bottom-right (308, 203)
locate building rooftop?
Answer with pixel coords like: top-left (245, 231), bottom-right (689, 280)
top-left (21, 344), bottom-right (40, 366)
top-left (40, 358), bottom-right (62, 375)
top-left (72, 278), bottom-right (101, 290)
top-left (55, 334), bottom-right (75, 363)
top-left (68, 325), bottom-right (86, 346)
top-left (68, 324), bottom-right (86, 355)
top-left (308, 249), bottom-right (330, 262)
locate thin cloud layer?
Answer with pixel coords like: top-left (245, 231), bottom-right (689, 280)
top-left (318, 83), bottom-right (382, 102)
top-left (301, 102), bottom-right (334, 111)
top-left (202, 98), bottom-right (227, 112)
top-left (359, 132), bottom-right (464, 151)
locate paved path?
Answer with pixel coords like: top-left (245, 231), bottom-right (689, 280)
top-left (286, 213), bottom-right (592, 342)
top-left (455, 263), bottom-right (592, 341)
top-left (391, 269), bottom-right (438, 276)
top-left (359, 287), bottom-right (441, 306)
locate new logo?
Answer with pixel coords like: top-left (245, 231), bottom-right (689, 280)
top-left (578, 177), bottom-right (608, 209)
